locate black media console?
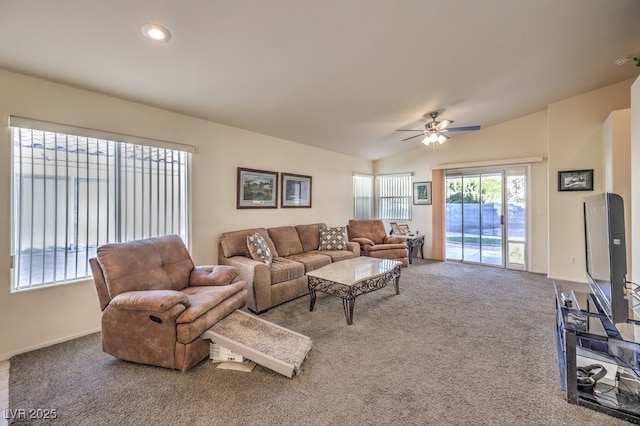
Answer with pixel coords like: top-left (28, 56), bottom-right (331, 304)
top-left (555, 281), bottom-right (640, 423)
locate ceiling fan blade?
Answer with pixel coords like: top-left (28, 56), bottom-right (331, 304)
top-left (446, 125), bottom-right (481, 132)
top-left (400, 133), bottom-right (426, 142)
top-left (436, 119), bottom-right (454, 131)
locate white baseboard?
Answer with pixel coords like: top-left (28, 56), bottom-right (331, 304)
top-left (0, 328), bottom-right (100, 361)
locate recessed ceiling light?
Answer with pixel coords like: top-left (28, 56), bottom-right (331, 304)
top-left (141, 24), bottom-right (171, 42)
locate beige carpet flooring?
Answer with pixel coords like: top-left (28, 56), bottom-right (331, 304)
top-left (8, 259), bottom-right (634, 425)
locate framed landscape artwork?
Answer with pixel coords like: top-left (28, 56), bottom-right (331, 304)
top-left (281, 173), bottom-right (312, 208)
top-left (413, 181), bottom-right (432, 205)
top-left (237, 167), bottom-right (278, 208)
top-left (557, 169), bottom-right (593, 192)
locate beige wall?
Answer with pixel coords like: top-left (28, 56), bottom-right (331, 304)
top-left (377, 79), bottom-right (634, 280)
top-left (0, 69), bottom-right (371, 359)
top-left (603, 109), bottom-right (632, 279)
top-left (0, 67), bottom-right (635, 359)
top-left (548, 80), bottom-right (632, 282)
top-left (375, 111), bottom-right (549, 273)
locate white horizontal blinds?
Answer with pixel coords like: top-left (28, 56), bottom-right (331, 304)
top-left (353, 174), bottom-right (373, 219)
top-left (377, 174), bottom-right (412, 220)
top-left (10, 117), bottom-right (191, 291)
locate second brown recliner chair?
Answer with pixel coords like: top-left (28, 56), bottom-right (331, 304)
top-left (346, 219), bottom-right (409, 267)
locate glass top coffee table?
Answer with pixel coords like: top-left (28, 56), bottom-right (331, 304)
top-left (306, 257), bottom-right (402, 325)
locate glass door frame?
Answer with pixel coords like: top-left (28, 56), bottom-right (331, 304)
top-left (444, 165), bottom-right (529, 271)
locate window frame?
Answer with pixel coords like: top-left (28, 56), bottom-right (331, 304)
top-left (9, 116), bottom-right (193, 292)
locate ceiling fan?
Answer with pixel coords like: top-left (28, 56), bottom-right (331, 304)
top-left (396, 112), bottom-right (481, 145)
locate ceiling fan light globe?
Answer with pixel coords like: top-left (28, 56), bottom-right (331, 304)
top-left (428, 132), bottom-right (439, 143)
top-left (437, 134), bottom-right (448, 144)
top-left (421, 136), bottom-right (431, 146)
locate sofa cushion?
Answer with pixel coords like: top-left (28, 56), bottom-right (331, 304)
top-left (219, 228), bottom-right (278, 258)
top-left (247, 233), bottom-right (274, 266)
top-left (286, 252), bottom-right (332, 272)
top-left (309, 249), bottom-right (355, 262)
top-left (268, 226), bottom-right (304, 257)
top-left (295, 223), bottom-right (326, 252)
top-left (270, 257), bottom-right (305, 285)
top-left (319, 226), bottom-right (348, 250)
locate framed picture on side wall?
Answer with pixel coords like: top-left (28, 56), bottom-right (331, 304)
top-left (557, 169), bottom-right (593, 192)
top-left (237, 167), bottom-right (278, 208)
top-left (281, 173), bottom-right (312, 208)
top-left (413, 181), bottom-right (432, 205)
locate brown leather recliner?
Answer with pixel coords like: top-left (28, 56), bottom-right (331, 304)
top-left (90, 235), bottom-right (247, 372)
top-left (346, 219), bottom-right (409, 267)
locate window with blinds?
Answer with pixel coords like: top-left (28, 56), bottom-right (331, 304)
top-left (377, 174), bottom-right (412, 220)
top-left (353, 174), bottom-right (373, 219)
top-left (9, 117), bottom-right (192, 291)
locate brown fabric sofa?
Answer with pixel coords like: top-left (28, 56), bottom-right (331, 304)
top-left (90, 234), bottom-right (248, 372)
top-left (346, 219), bottom-right (409, 267)
top-left (218, 223), bottom-right (359, 313)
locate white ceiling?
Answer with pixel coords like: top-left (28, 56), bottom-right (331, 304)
top-left (1, 0), bottom-right (639, 160)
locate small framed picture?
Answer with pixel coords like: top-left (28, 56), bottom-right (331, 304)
top-left (398, 224), bottom-right (410, 235)
top-left (413, 181), bottom-right (432, 205)
top-left (237, 167), bottom-right (278, 208)
top-left (390, 222), bottom-right (402, 235)
top-left (281, 173), bottom-right (312, 208)
top-left (557, 169), bottom-right (594, 192)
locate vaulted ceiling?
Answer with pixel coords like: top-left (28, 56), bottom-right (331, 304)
top-left (1, 0), bottom-right (639, 160)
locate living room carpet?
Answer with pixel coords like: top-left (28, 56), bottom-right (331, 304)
top-left (8, 260), bottom-right (631, 425)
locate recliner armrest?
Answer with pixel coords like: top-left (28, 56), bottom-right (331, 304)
top-left (384, 236), bottom-right (406, 244)
top-left (110, 290), bottom-right (190, 312)
top-left (351, 237), bottom-right (375, 247)
top-left (189, 265), bottom-right (240, 286)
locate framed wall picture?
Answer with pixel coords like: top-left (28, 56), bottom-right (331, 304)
top-left (413, 181), bottom-right (432, 205)
top-left (237, 167), bottom-right (278, 208)
top-left (281, 173), bottom-right (312, 208)
top-left (557, 169), bottom-right (594, 192)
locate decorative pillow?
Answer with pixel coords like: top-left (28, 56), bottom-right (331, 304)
top-left (318, 227), bottom-right (347, 251)
top-left (247, 232), bottom-right (273, 266)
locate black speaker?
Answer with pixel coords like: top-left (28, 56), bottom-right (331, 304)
top-left (577, 364), bottom-right (607, 391)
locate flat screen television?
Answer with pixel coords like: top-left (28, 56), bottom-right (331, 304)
top-left (583, 192), bottom-right (628, 324)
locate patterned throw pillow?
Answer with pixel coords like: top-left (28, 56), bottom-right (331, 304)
top-left (247, 232), bottom-right (273, 266)
top-left (318, 227), bottom-right (347, 251)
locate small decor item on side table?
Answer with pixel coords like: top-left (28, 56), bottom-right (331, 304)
top-left (237, 168), bottom-right (278, 208)
top-left (389, 222), bottom-right (402, 235)
top-left (413, 181), bottom-right (432, 205)
top-left (281, 173), bottom-right (312, 208)
top-left (557, 169), bottom-right (593, 192)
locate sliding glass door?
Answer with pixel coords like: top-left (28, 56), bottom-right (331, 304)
top-left (445, 166), bottom-right (527, 270)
